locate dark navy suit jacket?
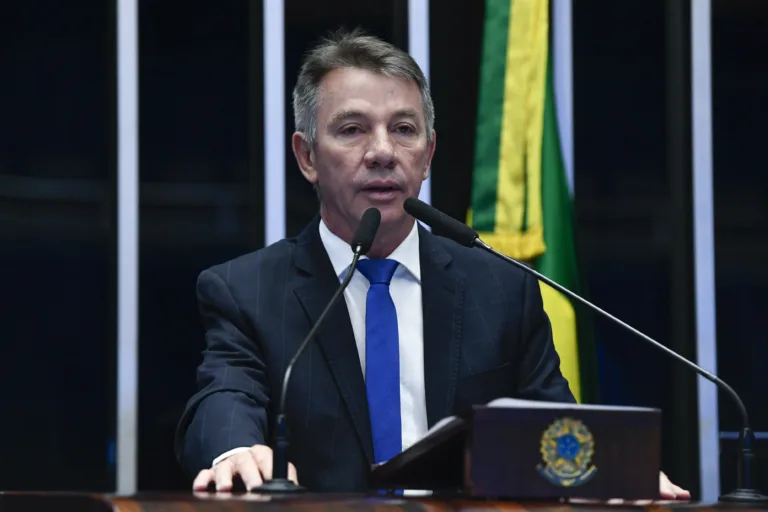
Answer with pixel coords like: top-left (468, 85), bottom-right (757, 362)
top-left (175, 217), bottom-right (575, 492)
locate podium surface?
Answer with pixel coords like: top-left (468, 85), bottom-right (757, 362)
top-left (0, 492), bottom-right (761, 512)
top-left (5, 402), bottom-right (756, 510)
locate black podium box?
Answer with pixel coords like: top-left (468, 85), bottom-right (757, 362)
top-left (369, 398), bottom-right (661, 500)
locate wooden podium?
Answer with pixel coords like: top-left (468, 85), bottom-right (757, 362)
top-left (369, 398), bottom-right (662, 500)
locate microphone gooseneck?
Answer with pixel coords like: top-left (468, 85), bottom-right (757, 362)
top-left (254, 208), bottom-right (381, 493)
top-left (403, 196), bottom-right (766, 504)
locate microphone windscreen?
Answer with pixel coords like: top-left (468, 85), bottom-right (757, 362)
top-left (403, 197), bottom-right (478, 247)
top-left (351, 207), bottom-right (381, 255)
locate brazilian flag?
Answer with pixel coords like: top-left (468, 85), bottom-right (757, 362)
top-left (468, 0), bottom-right (598, 403)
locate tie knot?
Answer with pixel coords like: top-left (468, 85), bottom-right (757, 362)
top-left (356, 258), bottom-right (399, 285)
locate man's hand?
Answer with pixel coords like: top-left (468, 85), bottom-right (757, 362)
top-left (192, 445), bottom-right (298, 492)
top-left (659, 471), bottom-right (690, 500)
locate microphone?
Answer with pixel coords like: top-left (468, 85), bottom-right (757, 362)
top-left (403, 196), bottom-right (767, 505)
top-left (254, 207), bottom-right (381, 493)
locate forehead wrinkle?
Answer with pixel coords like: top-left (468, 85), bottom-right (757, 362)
top-left (317, 68), bottom-right (425, 125)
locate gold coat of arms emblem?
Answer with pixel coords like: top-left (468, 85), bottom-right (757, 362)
top-left (537, 417), bottom-right (597, 487)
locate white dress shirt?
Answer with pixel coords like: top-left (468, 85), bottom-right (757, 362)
top-left (213, 219), bottom-right (428, 466)
top-left (319, 218), bottom-right (428, 454)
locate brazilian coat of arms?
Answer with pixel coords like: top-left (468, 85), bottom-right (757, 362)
top-left (536, 417), bottom-right (597, 487)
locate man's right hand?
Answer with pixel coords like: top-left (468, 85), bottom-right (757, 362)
top-left (192, 445), bottom-right (299, 491)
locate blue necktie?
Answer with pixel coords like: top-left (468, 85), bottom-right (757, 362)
top-left (356, 258), bottom-right (402, 464)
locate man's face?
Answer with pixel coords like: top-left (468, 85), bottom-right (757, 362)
top-left (295, 67), bottom-right (435, 236)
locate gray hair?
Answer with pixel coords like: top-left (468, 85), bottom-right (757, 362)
top-left (292, 28), bottom-right (435, 148)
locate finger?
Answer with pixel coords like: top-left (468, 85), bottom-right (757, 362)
top-left (214, 461), bottom-right (235, 491)
top-left (192, 469), bottom-right (215, 491)
top-left (659, 481), bottom-right (690, 500)
top-left (671, 484), bottom-right (691, 500)
top-left (288, 462), bottom-right (299, 485)
top-left (660, 488), bottom-right (676, 499)
top-left (253, 448), bottom-right (273, 481)
top-left (235, 452), bottom-right (264, 489)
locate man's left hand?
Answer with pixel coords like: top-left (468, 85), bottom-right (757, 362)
top-left (660, 471), bottom-right (690, 500)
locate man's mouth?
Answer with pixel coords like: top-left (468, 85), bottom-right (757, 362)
top-left (363, 185), bottom-right (400, 192)
top-left (361, 180), bottom-right (402, 197)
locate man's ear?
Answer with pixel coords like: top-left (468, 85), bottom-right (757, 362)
top-left (292, 132), bottom-right (317, 184)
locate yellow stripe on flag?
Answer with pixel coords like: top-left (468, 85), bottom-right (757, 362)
top-left (539, 282), bottom-right (581, 402)
top-left (486, 0), bottom-right (548, 262)
top-left (495, 0), bottom-right (527, 235)
top-left (523, 0), bottom-right (548, 233)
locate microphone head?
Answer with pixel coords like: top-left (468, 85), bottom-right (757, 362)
top-left (403, 197), bottom-right (478, 247)
top-left (351, 207), bottom-right (381, 255)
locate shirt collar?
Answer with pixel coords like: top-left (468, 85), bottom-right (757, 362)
top-left (318, 218), bottom-right (421, 282)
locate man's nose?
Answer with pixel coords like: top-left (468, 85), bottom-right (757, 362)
top-left (364, 128), bottom-right (396, 169)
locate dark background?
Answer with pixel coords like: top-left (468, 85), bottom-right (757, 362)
top-left (0, 0), bottom-right (765, 495)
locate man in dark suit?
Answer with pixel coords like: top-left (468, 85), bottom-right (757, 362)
top-left (176, 29), bottom-right (689, 499)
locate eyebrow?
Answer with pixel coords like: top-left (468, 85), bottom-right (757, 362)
top-left (329, 110), bottom-right (364, 126)
top-left (328, 108), bottom-right (422, 127)
top-left (392, 108), bottom-right (420, 121)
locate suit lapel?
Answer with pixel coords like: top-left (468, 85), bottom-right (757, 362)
top-left (292, 220), bottom-right (374, 464)
top-left (419, 227), bottom-right (465, 428)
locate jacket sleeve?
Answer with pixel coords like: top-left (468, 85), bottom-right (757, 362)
top-left (174, 267), bottom-right (271, 475)
top-left (515, 270), bottom-right (578, 403)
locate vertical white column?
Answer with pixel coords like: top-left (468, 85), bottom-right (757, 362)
top-left (264, 0), bottom-right (286, 245)
top-left (553, 0), bottom-right (574, 195)
top-left (116, 0), bottom-right (139, 495)
top-left (691, 0), bottom-right (720, 501)
top-left (409, 0), bottom-right (431, 207)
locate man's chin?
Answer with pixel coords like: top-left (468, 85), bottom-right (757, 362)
top-left (378, 208), bottom-right (412, 230)
top-left (354, 196), bottom-right (414, 228)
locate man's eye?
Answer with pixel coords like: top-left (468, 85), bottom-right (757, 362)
top-left (340, 126), bottom-right (361, 135)
top-left (396, 125), bottom-right (416, 134)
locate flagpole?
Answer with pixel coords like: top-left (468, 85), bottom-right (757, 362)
top-left (409, 0), bottom-right (431, 209)
top-left (264, 0), bottom-right (285, 245)
top-left (116, 0), bottom-right (139, 495)
top-left (553, 0), bottom-right (574, 196)
top-left (691, 0), bottom-right (720, 501)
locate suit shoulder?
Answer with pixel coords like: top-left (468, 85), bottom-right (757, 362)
top-left (429, 232), bottom-right (530, 285)
top-left (200, 236), bottom-right (299, 285)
